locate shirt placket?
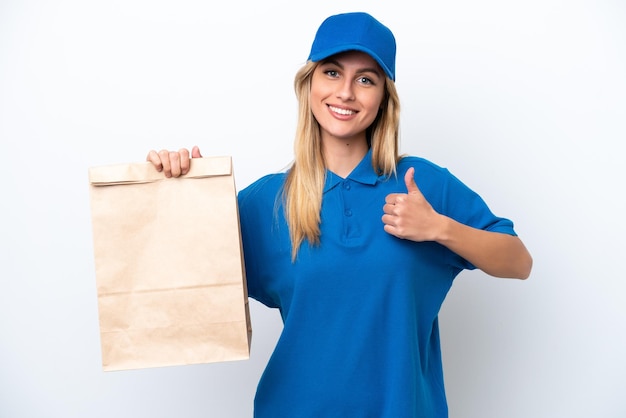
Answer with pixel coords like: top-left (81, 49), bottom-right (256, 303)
top-left (339, 179), bottom-right (360, 241)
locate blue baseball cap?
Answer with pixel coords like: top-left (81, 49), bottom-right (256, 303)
top-left (307, 12), bottom-right (396, 81)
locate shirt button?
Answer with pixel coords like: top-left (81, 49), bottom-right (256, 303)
top-left (343, 182), bottom-right (351, 190)
top-left (344, 209), bottom-right (352, 217)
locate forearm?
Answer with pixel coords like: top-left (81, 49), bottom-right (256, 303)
top-left (436, 215), bottom-right (533, 279)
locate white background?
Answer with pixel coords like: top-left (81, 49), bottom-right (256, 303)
top-left (1, 0), bottom-right (625, 417)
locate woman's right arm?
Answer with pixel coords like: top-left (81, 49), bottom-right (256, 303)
top-left (146, 145), bottom-right (203, 178)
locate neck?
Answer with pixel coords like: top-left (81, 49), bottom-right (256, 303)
top-left (322, 136), bottom-right (369, 178)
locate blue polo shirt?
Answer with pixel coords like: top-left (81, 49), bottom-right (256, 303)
top-left (237, 150), bottom-right (516, 418)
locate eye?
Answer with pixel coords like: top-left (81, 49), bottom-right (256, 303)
top-left (357, 76), bottom-right (375, 86)
top-left (324, 70), bottom-right (340, 78)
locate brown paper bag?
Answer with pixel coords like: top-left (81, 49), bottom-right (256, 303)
top-left (88, 156), bottom-right (251, 371)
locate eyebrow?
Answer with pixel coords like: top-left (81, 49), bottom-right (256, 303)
top-left (321, 58), bottom-right (383, 78)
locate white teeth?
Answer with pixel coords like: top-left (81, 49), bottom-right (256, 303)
top-left (329, 105), bottom-right (355, 115)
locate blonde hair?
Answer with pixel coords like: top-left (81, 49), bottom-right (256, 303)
top-left (282, 60), bottom-right (401, 261)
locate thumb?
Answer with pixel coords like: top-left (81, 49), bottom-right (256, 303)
top-left (191, 145), bottom-right (203, 158)
top-left (404, 167), bottom-right (419, 194)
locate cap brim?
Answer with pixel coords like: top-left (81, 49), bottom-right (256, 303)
top-left (309, 45), bottom-right (394, 81)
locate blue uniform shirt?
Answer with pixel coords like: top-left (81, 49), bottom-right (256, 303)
top-left (237, 150), bottom-right (516, 418)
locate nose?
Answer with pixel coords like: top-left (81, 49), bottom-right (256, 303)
top-left (336, 79), bottom-right (355, 101)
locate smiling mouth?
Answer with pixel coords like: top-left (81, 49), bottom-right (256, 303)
top-left (328, 105), bottom-right (356, 116)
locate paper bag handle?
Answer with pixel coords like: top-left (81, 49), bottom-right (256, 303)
top-left (89, 156), bottom-right (232, 186)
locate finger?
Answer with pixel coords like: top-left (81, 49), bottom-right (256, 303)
top-left (382, 221), bottom-right (404, 239)
top-left (157, 149), bottom-right (173, 177)
top-left (385, 193), bottom-right (403, 205)
top-left (404, 167), bottom-right (419, 194)
top-left (168, 151), bottom-right (182, 177)
top-left (146, 150), bottom-right (163, 172)
top-left (382, 202), bottom-right (396, 215)
top-left (191, 145), bottom-right (203, 159)
top-left (178, 148), bottom-right (191, 175)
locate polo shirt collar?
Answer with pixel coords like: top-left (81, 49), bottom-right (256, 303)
top-left (324, 149), bottom-right (380, 193)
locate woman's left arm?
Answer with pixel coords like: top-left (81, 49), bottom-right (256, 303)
top-left (382, 167), bottom-right (533, 279)
top-left (433, 218), bottom-right (532, 279)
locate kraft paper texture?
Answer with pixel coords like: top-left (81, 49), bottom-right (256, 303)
top-left (88, 156), bottom-right (251, 371)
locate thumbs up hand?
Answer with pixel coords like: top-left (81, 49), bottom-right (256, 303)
top-left (382, 167), bottom-right (444, 242)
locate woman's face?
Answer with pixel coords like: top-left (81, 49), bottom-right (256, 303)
top-left (310, 51), bottom-right (386, 144)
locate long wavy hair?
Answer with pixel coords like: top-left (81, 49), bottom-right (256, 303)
top-left (282, 60), bottom-right (401, 261)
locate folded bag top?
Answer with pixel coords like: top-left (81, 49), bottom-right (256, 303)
top-left (89, 155), bottom-right (232, 185)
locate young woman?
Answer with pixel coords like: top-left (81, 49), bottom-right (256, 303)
top-left (147, 12), bottom-right (532, 418)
